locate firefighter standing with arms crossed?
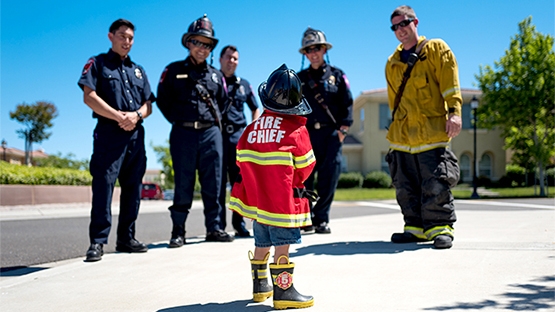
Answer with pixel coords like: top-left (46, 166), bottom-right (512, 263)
top-left (385, 5), bottom-right (462, 249)
top-left (297, 27), bottom-right (353, 234)
top-left (157, 14), bottom-right (234, 246)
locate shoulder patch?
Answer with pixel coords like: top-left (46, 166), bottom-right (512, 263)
top-left (160, 67), bottom-right (168, 83)
top-left (342, 74), bottom-right (350, 90)
top-left (82, 58), bottom-right (94, 75)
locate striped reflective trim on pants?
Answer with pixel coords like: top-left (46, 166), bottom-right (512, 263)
top-left (404, 226), bottom-right (427, 239)
top-left (425, 225), bottom-right (454, 240)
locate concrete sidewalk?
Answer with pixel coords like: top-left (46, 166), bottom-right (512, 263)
top-left (1, 200), bottom-right (554, 311)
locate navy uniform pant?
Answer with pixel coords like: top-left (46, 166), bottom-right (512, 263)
top-left (304, 127), bottom-right (343, 225)
top-left (170, 125), bottom-right (223, 233)
top-left (89, 123), bottom-right (146, 244)
top-left (219, 128), bottom-right (247, 231)
top-left (386, 148), bottom-right (459, 231)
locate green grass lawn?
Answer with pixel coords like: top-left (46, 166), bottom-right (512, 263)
top-left (333, 186), bottom-right (555, 201)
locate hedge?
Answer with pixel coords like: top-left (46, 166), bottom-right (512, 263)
top-left (362, 171), bottom-right (392, 188)
top-left (0, 161), bottom-right (92, 185)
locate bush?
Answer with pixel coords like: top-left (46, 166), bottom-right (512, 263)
top-left (363, 171), bottom-right (392, 189)
top-left (337, 172), bottom-right (363, 188)
top-left (476, 175), bottom-right (492, 187)
top-left (0, 161), bottom-right (92, 185)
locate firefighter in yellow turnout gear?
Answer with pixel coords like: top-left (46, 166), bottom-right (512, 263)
top-left (385, 5), bottom-right (462, 249)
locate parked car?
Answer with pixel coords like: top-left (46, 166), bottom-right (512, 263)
top-left (163, 189), bottom-right (174, 201)
top-left (141, 183), bottom-right (164, 200)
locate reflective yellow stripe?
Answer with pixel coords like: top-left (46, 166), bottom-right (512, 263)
top-left (404, 226), bottom-right (427, 239)
top-left (252, 269), bottom-right (268, 279)
top-left (237, 150), bottom-right (293, 166)
top-left (425, 225), bottom-right (454, 240)
top-left (390, 142), bottom-right (450, 154)
top-left (230, 197), bottom-right (311, 228)
top-left (442, 87), bottom-right (460, 98)
top-left (294, 150), bottom-right (315, 169)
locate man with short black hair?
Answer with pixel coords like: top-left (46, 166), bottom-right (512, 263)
top-left (78, 18), bottom-right (154, 262)
top-left (218, 45), bottom-right (260, 237)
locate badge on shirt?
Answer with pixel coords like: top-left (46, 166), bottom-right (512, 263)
top-left (82, 58), bottom-right (94, 75)
top-left (238, 85), bottom-right (245, 95)
top-left (135, 68), bottom-right (143, 79)
top-left (211, 73), bottom-right (218, 84)
top-left (328, 75), bottom-right (336, 85)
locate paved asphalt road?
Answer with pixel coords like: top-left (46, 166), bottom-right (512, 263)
top-left (1, 198), bottom-right (553, 271)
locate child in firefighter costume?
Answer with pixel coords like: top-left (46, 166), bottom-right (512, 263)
top-left (230, 64), bottom-right (317, 310)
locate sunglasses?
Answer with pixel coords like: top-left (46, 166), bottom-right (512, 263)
top-left (188, 39), bottom-right (213, 50)
top-left (304, 45), bottom-right (323, 54)
top-left (390, 18), bottom-right (414, 31)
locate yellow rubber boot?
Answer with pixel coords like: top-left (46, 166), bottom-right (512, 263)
top-left (249, 251), bottom-right (273, 302)
top-left (269, 255), bottom-right (314, 310)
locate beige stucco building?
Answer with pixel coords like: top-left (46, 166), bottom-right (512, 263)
top-left (342, 88), bottom-right (506, 182)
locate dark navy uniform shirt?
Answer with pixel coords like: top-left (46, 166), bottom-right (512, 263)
top-left (78, 49), bottom-right (155, 122)
top-left (156, 57), bottom-right (227, 123)
top-left (298, 63), bottom-right (354, 128)
top-left (222, 75), bottom-right (259, 127)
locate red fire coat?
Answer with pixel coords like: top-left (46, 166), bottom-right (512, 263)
top-left (230, 111), bottom-right (316, 228)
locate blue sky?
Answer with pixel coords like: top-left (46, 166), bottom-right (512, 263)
top-left (1, 0), bottom-right (554, 170)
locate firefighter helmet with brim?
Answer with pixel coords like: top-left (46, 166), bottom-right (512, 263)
top-left (181, 14), bottom-right (219, 49)
top-left (299, 27), bottom-right (332, 54)
top-left (258, 64), bottom-right (312, 116)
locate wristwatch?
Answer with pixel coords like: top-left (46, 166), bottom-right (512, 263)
top-left (136, 110), bottom-right (143, 120)
top-left (339, 128), bottom-right (348, 135)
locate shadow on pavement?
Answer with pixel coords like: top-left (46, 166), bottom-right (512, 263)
top-left (291, 240), bottom-right (431, 257)
top-left (0, 266), bottom-right (47, 277)
top-left (424, 276), bottom-right (555, 311)
top-left (157, 299), bottom-right (274, 312)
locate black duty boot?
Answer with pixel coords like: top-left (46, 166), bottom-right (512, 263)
top-left (85, 243), bottom-right (103, 262)
top-left (169, 225), bottom-right (185, 248)
top-left (433, 235), bottom-right (453, 249)
top-left (269, 256), bottom-right (314, 310)
top-left (249, 251), bottom-right (273, 302)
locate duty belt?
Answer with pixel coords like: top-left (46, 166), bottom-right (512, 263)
top-left (310, 122), bottom-right (333, 129)
top-left (223, 123), bottom-right (245, 134)
top-left (179, 121), bottom-right (214, 129)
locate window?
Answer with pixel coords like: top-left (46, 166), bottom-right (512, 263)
top-left (479, 154), bottom-right (492, 178)
top-left (360, 108), bottom-right (365, 132)
top-left (462, 104), bottom-right (472, 129)
top-left (379, 104), bottom-right (391, 130)
top-left (341, 155), bottom-right (348, 172)
top-left (459, 154), bottom-right (471, 182)
top-left (381, 152), bottom-right (390, 174)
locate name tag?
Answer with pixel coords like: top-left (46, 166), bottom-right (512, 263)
top-left (176, 74), bottom-right (188, 79)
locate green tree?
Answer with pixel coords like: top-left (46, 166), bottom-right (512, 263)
top-left (152, 141), bottom-right (174, 189)
top-left (35, 152), bottom-right (90, 170)
top-left (475, 17), bottom-right (555, 196)
top-left (9, 101), bottom-right (59, 165)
